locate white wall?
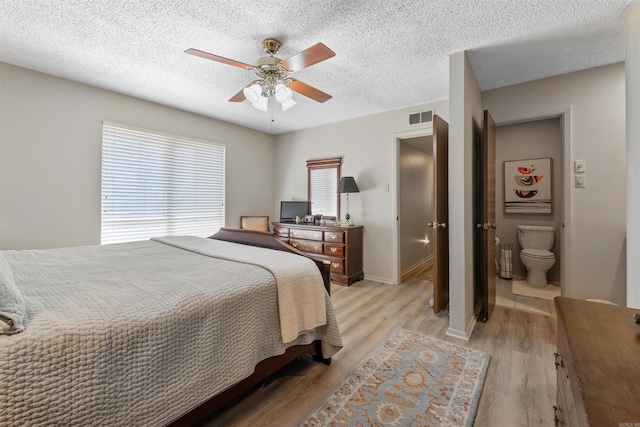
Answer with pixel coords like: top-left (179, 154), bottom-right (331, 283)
top-left (0, 62), bottom-right (275, 250)
top-left (626, 0), bottom-right (640, 308)
top-left (495, 118), bottom-right (563, 284)
top-left (273, 100), bottom-right (448, 284)
top-left (399, 142), bottom-right (433, 273)
top-left (447, 51), bottom-right (483, 340)
top-left (483, 63), bottom-right (627, 305)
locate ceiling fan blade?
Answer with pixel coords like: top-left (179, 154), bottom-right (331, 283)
top-left (228, 88), bottom-right (246, 102)
top-left (288, 79), bottom-right (332, 103)
top-left (185, 48), bottom-right (254, 70)
top-left (280, 43), bottom-right (335, 72)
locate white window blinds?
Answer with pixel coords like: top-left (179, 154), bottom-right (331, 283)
top-left (307, 157), bottom-right (341, 218)
top-left (101, 122), bottom-right (225, 245)
top-left (309, 168), bottom-right (338, 217)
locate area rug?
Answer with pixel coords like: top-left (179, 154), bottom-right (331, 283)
top-left (300, 328), bottom-right (490, 427)
top-left (512, 280), bottom-right (560, 301)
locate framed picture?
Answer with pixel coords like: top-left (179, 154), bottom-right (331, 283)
top-left (504, 157), bottom-right (552, 214)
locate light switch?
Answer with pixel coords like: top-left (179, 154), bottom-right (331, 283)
top-left (575, 175), bottom-right (586, 188)
top-left (574, 160), bottom-right (585, 173)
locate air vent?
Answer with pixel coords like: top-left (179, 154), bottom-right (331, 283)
top-left (409, 110), bottom-right (433, 125)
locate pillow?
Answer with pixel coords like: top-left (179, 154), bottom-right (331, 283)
top-left (0, 252), bottom-right (25, 335)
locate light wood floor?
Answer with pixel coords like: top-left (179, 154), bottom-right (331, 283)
top-left (203, 274), bottom-right (557, 427)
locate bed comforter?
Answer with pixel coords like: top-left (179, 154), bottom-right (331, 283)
top-left (0, 237), bottom-right (342, 426)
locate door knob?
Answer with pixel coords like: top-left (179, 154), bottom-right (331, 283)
top-left (438, 222), bottom-right (446, 228)
top-left (480, 223), bottom-right (497, 230)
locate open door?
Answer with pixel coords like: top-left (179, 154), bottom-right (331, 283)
top-left (477, 110), bottom-right (496, 321)
top-left (431, 115), bottom-right (449, 314)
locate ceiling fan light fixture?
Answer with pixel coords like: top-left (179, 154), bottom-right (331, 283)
top-left (187, 38), bottom-right (335, 112)
top-left (281, 98), bottom-right (296, 111)
top-left (243, 83), bottom-right (262, 104)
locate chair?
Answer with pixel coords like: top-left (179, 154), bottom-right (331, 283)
top-left (240, 216), bottom-right (270, 232)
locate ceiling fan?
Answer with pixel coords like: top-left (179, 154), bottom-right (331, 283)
top-left (185, 38), bottom-right (335, 111)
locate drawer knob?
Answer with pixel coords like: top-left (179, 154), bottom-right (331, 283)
top-left (291, 242), bottom-right (298, 248)
top-left (553, 405), bottom-right (563, 425)
top-left (315, 233), bottom-right (321, 238)
top-left (330, 247), bottom-right (337, 253)
top-left (314, 245), bottom-right (320, 251)
top-left (554, 352), bottom-right (564, 369)
top-left (331, 262), bottom-right (340, 268)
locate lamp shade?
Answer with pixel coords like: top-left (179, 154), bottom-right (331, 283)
top-left (338, 176), bottom-right (359, 193)
top-left (281, 98), bottom-right (296, 111)
top-left (274, 83), bottom-right (293, 103)
top-left (252, 95), bottom-right (269, 111)
top-left (243, 84), bottom-right (262, 104)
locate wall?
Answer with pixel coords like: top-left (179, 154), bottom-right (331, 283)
top-left (0, 62), bottom-right (275, 250)
top-left (483, 63), bottom-right (626, 305)
top-left (399, 141), bottom-right (433, 273)
top-left (448, 51), bottom-right (483, 340)
top-left (496, 118), bottom-right (562, 284)
top-left (626, 0), bottom-right (640, 308)
top-left (273, 100), bottom-right (449, 284)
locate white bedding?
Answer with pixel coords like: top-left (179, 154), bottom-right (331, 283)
top-left (153, 236), bottom-right (327, 343)
top-left (0, 237), bottom-right (342, 426)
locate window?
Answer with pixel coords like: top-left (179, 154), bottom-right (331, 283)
top-left (307, 157), bottom-right (341, 218)
top-left (101, 122), bottom-right (225, 244)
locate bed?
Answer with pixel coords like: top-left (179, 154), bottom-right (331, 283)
top-left (0, 228), bottom-right (342, 426)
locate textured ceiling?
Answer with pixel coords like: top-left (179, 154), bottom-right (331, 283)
top-left (0, 0), bottom-right (631, 134)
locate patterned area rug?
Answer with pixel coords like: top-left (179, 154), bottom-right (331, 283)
top-left (301, 328), bottom-right (490, 427)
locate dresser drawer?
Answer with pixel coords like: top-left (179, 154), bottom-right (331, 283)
top-left (290, 239), bottom-right (323, 254)
top-left (329, 259), bottom-right (344, 274)
top-left (324, 231), bottom-right (344, 243)
top-left (290, 229), bottom-right (324, 241)
top-left (324, 244), bottom-right (344, 257)
top-left (274, 226), bottom-right (289, 238)
top-left (272, 222), bottom-right (363, 286)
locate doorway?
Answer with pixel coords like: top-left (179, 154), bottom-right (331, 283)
top-left (398, 135), bottom-right (434, 281)
top-left (392, 115), bottom-right (449, 314)
top-left (392, 127), bottom-right (433, 285)
top-left (492, 116), bottom-right (564, 316)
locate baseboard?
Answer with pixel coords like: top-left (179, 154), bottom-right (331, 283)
top-left (400, 256), bottom-right (433, 282)
top-left (362, 274), bottom-right (395, 285)
top-left (445, 316), bottom-right (477, 341)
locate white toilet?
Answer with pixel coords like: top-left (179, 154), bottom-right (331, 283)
top-left (517, 225), bottom-right (556, 288)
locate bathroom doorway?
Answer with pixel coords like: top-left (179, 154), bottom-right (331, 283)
top-left (493, 116), bottom-right (564, 316)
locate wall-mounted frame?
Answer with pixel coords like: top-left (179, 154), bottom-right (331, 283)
top-left (504, 157), bottom-right (552, 214)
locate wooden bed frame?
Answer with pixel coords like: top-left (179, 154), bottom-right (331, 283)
top-left (167, 227), bottom-right (332, 427)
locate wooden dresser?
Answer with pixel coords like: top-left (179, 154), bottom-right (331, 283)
top-left (273, 222), bottom-right (363, 286)
top-left (554, 297), bottom-right (640, 426)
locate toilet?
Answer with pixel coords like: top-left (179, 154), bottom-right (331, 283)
top-left (517, 225), bottom-right (556, 288)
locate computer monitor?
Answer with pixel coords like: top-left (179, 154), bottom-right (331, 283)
top-left (280, 201), bottom-right (311, 222)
